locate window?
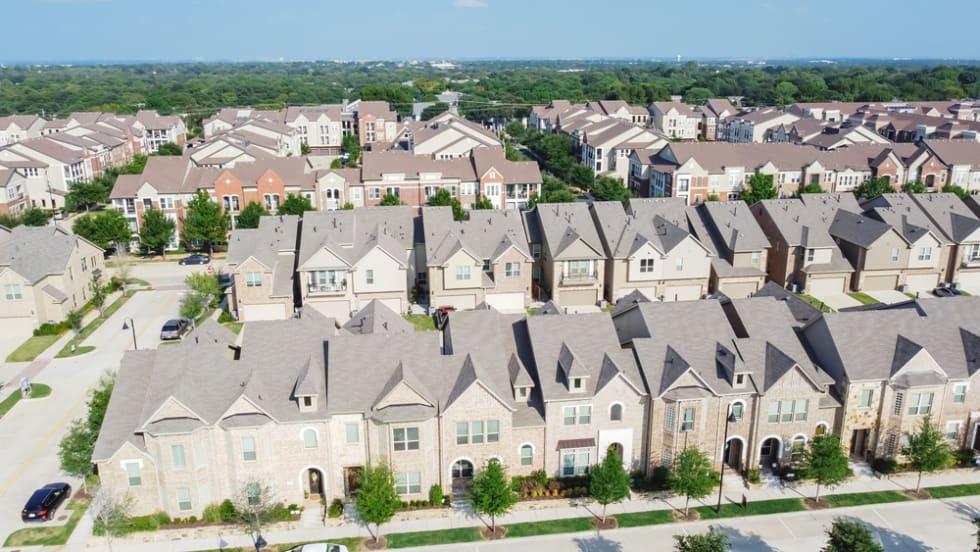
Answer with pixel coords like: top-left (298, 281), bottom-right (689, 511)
top-left (730, 402), bottom-right (744, 421)
top-left (964, 243), bottom-right (980, 262)
top-left (461, 182), bottom-right (475, 195)
top-left (806, 249), bottom-right (816, 262)
top-left (893, 392), bottom-right (904, 415)
top-left (81, 257), bottom-right (88, 271)
top-left (561, 448), bottom-right (591, 476)
top-left (885, 433), bottom-right (897, 455)
top-left (891, 247), bottom-right (900, 262)
top-left (125, 462), bottom-right (142, 486)
top-left (456, 422), bottom-right (469, 445)
top-left (665, 405), bottom-right (676, 431)
top-left (368, 187), bottom-right (381, 200)
top-left (455, 265), bottom-right (471, 281)
top-left (794, 399), bottom-right (808, 421)
top-left (640, 258), bottom-right (655, 273)
top-left (4, 284), bottom-right (22, 300)
top-left (245, 272), bottom-right (262, 287)
top-left (303, 396), bottom-right (312, 407)
top-left (486, 420), bottom-right (499, 443)
top-left (953, 383), bottom-right (967, 404)
top-left (675, 257), bottom-right (684, 271)
top-left (471, 421), bottom-right (484, 444)
top-left (791, 435), bottom-right (806, 462)
top-left (751, 251), bottom-right (761, 266)
top-left (246, 482), bottom-right (261, 506)
top-left (610, 403), bottom-right (623, 421)
top-left (242, 437), bottom-right (257, 461)
top-left (177, 488), bottom-right (192, 511)
top-left (781, 400), bottom-right (794, 423)
top-left (505, 262), bottom-right (520, 277)
top-left (662, 450), bottom-right (672, 468)
top-left (393, 427), bottom-right (419, 451)
top-left (366, 269), bottom-right (374, 284)
top-left (917, 247), bottom-right (933, 261)
top-left (907, 392), bottom-right (933, 415)
top-left (531, 244), bottom-right (541, 259)
top-left (572, 377), bottom-right (583, 390)
top-left (946, 421), bottom-right (961, 440)
top-left (768, 399), bottom-right (806, 423)
top-left (386, 187), bottom-right (400, 198)
top-left (680, 407), bottom-right (695, 432)
top-left (303, 428), bottom-right (318, 449)
top-left (860, 389), bottom-right (874, 408)
top-left (345, 423), bottom-right (360, 444)
top-left (520, 444), bottom-right (533, 466)
top-left (395, 472), bottom-right (421, 495)
top-left (562, 405), bottom-right (591, 425)
top-left (171, 445), bottom-right (186, 469)
top-left (735, 373), bottom-right (745, 386)
top-left (567, 259), bottom-right (591, 277)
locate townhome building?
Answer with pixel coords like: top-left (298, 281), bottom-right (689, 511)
top-left (0, 115), bottom-right (46, 146)
top-left (296, 207), bottom-right (416, 322)
top-left (528, 100), bottom-right (584, 132)
top-left (685, 201), bottom-right (771, 298)
top-left (590, 198), bottom-right (712, 303)
top-left (283, 105), bottom-right (347, 155)
top-left (700, 99), bottom-right (739, 141)
top-left (356, 101), bottom-right (399, 150)
top-left (523, 203), bottom-right (606, 308)
top-left (393, 112), bottom-right (502, 160)
top-left (0, 224), bottom-right (104, 331)
top-left (580, 121), bottom-right (664, 181)
top-left (907, 193), bottom-right (980, 293)
top-left (586, 100), bottom-right (650, 126)
top-left (316, 168), bottom-right (361, 210)
top-left (135, 110), bottom-right (187, 153)
top-left (0, 169), bottom-right (31, 215)
top-left (650, 102), bottom-right (700, 140)
top-left (188, 134), bottom-right (271, 168)
top-left (226, 215), bottom-right (299, 321)
top-left (212, 157), bottom-right (317, 222)
top-left (803, 297), bottom-right (980, 460)
top-left (613, 296), bottom-right (837, 474)
top-left (750, 199), bottom-right (855, 295)
top-left (920, 140), bottom-right (980, 193)
top-left (420, 206), bottom-right (533, 311)
top-left (723, 109), bottom-right (800, 143)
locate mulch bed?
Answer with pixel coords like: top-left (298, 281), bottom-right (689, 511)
top-left (803, 498), bottom-right (831, 510)
top-left (592, 517), bottom-right (618, 530)
top-left (673, 510), bottom-right (701, 522)
top-left (901, 489), bottom-right (931, 500)
top-left (363, 536), bottom-right (388, 550)
top-left (481, 526), bottom-right (507, 540)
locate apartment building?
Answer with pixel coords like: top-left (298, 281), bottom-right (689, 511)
top-left (723, 109), bottom-right (800, 143)
top-left (0, 115), bottom-right (46, 146)
top-left (586, 100), bottom-right (650, 126)
top-left (686, 201), bottom-right (771, 298)
top-left (908, 193), bottom-right (980, 291)
top-left (226, 215), bottom-right (299, 321)
top-left (420, 206), bottom-right (533, 311)
top-left (524, 203), bottom-right (606, 308)
top-left (356, 101), bottom-right (399, 150)
top-left (395, 112), bottom-right (502, 160)
top-left (580, 121), bottom-right (664, 181)
top-left (284, 105), bottom-right (347, 155)
top-left (650, 102), bottom-right (700, 140)
top-left (701, 99), bottom-right (739, 141)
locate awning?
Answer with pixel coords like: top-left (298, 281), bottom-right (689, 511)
top-left (556, 438), bottom-right (596, 450)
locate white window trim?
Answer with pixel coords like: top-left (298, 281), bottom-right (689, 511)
top-left (518, 442), bottom-right (535, 466)
top-left (729, 400), bottom-right (746, 421)
top-left (609, 401), bottom-right (625, 421)
top-left (300, 427), bottom-right (319, 449)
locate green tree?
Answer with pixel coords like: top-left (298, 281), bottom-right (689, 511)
top-left (89, 272), bottom-right (109, 318)
top-left (354, 462), bottom-right (402, 545)
top-left (341, 202), bottom-right (355, 210)
top-left (670, 447), bottom-right (715, 516)
top-left (674, 526), bottom-right (730, 552)
top-left (65, 180), bottom-right (110, 212)
top-left (468, 459), bottom-right (517, 534)
top-left (21, 207), bottom-right (50, 226)
top-left (278, 193), bottom-right (315, 216)
top-left (903, 180), bottom-right (928, 194)
top-left (300, 143), bottom-right (311, 155)
top-left (154, 142), bottom-right (183, 156)
top-left (139, 207), bottom-right (175, 256)
top-left (740, 173), bottom-right (779, 205)
top-left (942, 183), bottom-right (969, 198)
top-left (379, 193), bottom-right (402, 206)
top-left (505, 120), bottom-right (527, 142)
top-left (90, 488), bottom-right (134, 552)
top-left (473, 195), bottom-right (494, 210)
top-left (427, 188), bottom-right (465, 221)
top-left (794, 182), bottom-right (825, 197)
top-left (593, 175), bottom-right (632, 204)
top-left (590, 448), bottom-right (631, 524)
top-left (854, 177), bottom-right (895, 200)
top-left (73, 210), bottom-right (132, 250)
top-left (186, 272), bottom-right (221, 309)
top-left (420, 102), bottom-right (449, 121)
top-left (822, 518), bottom-right (884, 552)
top-left (706, 193), bottom-right (720, 202)
top-left (330, 158), bottom-right (344, 169)
top-left (342, 133), bottom-right (361, 161)
top-left (903, 414), bottom-right (953, 493)
top-left (684, 87), bottom-right (714, 105)
top-left (57, 371), bottom-right (114, 478)
top-left (232, 479), bottom-right (279, 552)
top-left (235, 201), bottom-right (269, 229)
top-left (182, 190), bottom-right (229, 255)
top-left (801, 435), bottom-right (851, 502)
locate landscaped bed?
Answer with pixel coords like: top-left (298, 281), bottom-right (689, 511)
top-left (3, 496), bottom-right (89, 547)
top-left (5, 334), bottom-right (61, 362)
top-left (0, 383), bottom-right (52, 418)
top-left (56, 290), bottom-right (136, 358)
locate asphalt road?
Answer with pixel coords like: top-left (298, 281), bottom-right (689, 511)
top-left (129, 258), bottom-right (226, 289)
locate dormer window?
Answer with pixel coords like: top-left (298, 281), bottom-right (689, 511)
top-left (482, 259), bottom-right (491, 272)
top-left (297, 394), bottom-right (317, 412)
top-left (734, 373), bottom-right (746, 388)
top-left (572, 377), bottom-right (583, 390)
top-left (303, 397), bottom-right (312, 407)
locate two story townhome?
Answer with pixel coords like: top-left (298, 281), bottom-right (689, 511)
top-left (0, 115), bottom-right (46, 146)
top-left (297, 207), bottom-right (415, 322)
top-left (803, 297), bottom-right (980, 460)
top-left (524, 203), bottom-right (606, 308)
top-left (395, 112), bottom-right (502, 160)
top-left (920, 140), bottom-right (980, 193)
top-left (356, 101), bottom-right (399, 150)
top-left (284, 105), bottom-right (346, 155)
top-left (724, 109), bottom-right (800, 143)
top-left (909, 193), bottom-right (980, 292)
top-left (109, 156), bottom-right (199, 251)
top-left (210, 157), bottom-right (317, 220)
top-left (590, 198), bottom-right (712, 303)
top-left (420, 206), bottom-right (533, 312)
top-left (226, 215), bottom-right (299, 321)
top-left (686, 201), bottom-right (771, 298)
top-left (0, 225), bottom-right (104, 331)
top-left (650, 102), bottom-right (700, 140)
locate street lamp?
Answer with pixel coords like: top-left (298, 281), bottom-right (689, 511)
top-left (715, 409), bottom-right (738, 513)
top-left (121, 317), bottom-right (137, 350)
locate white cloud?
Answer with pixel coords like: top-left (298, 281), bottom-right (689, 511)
top-left (453, 0), bottom-right (488, 8)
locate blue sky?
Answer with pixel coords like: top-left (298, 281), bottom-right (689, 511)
top-left (4, 0), bottom-right (977, 62)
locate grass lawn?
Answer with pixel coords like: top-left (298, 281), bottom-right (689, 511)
top-left (905, 292), bottom-right (918, 300)
top-left (403, 314), bottom-right (436, 332)
top-left (387, 527), bottom-right (481, 548)
top-left (56, 291), bottom-right (135, 358)
top-left (696, 498), bottom-right (805, 520)
top-left (5, 334), bottom-right (61, 362)
top-left (223, 321), bottom-right (244, 334)
top-left (0, 383), bottom-right (52, 417)
top-left (825, 490), bottom-right (909, 508)
top-left (505, 517), bottom-right (594, 538)
top-left (194, 537), bottom-right (362, 552)
top-left (615, 508), bottom-right (675, 528)
top-left (56, 345), bottom-right (95, 358)
top-left (792, 292), bottom-right (833, 313)
top-left (848, 292), bottom-right (880, 305)
top-left (3, 497), bottom-right (89, 547)
top-left (126, 278), bottom-right (152, 287)
top-left (960, 290), bottom-right (972, 296)
top-left (925, 483), bottom-right (980, 499)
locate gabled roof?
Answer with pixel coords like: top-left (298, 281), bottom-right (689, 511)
top-left (828, 209), bottom-right (895, 248)
top-left (297, 207), bottom-right (415, 269)
top-left (533, 203), bottom-right (605, 260)
top-left (0, 225), bottom-right (101, 283)
top-left (909, 192), bottom-right (980, 244)
top-left (342, 299), bottom-right (412, 335)
top-left (422, 206), bottom-right (531, 266)
top-left (591, 198), bottom-right (707, 259)
top-left (226, 215), bottom-right (299, 298)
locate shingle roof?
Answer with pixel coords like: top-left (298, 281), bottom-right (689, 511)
top-left (227, 215), bottom-right (299, 298)
top-left (297, 207), bottom-right (415, 269)
top-left (0, 225), bottom-right (99, 283)
top-left (827, 209), bottom-right (894, 248)
top-left (532, 203), bottom-right (604, 259)
top-left (422, 206), bottom-right (530, 266)
top-left (342, 299), bottom-right (412, 335)
top-left (910, 192), bottom-right (980, 243)
top-left (591, 198), bottom-right (703, 259)
top-left (861, 194), bottom-right (951, 245)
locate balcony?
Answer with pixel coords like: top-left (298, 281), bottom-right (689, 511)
top-left (308, 283), bottom-right (347, 296)
top-left (962, 255), bottom-right (980, 268)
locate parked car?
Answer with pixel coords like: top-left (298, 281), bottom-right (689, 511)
top-left (178, 254), bottom-right (210, 265)
top-left (160, 318), bottom-right (192, 340)
top-left (21, 483), bottom-right (71, 522)
top-left (283, 544), bottom-right (348, 552)
top-left (933, 286), bottom-right (963, 297)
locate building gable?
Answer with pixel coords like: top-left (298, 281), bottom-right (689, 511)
top-left (375, 380), bottom-right (434, 410)
top-left (144, 396), bottom-right (204, 427)
top-left (300, 247), bottom-right (352, 270)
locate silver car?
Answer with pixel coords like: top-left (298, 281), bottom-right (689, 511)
top-left (283, 544), bottom-right (349, 552)
top-left (159, 318), bottom-right (192, 340)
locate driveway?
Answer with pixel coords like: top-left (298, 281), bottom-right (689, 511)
top-left (864, 289), bottom-right (913, 304)
top-left (808, 293), bottom-right (860, 311)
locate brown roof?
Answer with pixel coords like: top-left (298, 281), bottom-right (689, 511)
top-left (357, 101), bottom-right (397, 120)
top-left (923, 140), bottom-right (980, 169)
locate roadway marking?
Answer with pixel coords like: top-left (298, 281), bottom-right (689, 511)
top-left (871, 507), bottom-right (893, 528)
top-left (778, 517), bottom-right (797, 539)
top-left (119, 292), bottom-right (177, 352)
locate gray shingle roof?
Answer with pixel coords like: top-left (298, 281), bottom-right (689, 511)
top-left (753, 199), bottom-right (838, 248)
top-left (297, 207), bottom-right (415, 269)
top-left (0, 225), bottom-right (99, 283)
top-left (422, 206), bottom-right (530, 266)
top-left (227, 215), bottom-right (299, 298)
top-left (591, 198), bottom-right (701, 259)
top-left (828, 209), bottom-right (893, 248)
top-left (532, 203), bottom-right (604, 259)
top-left (910, 192), bottom-right (980, 244)
top-left (341, 299), bottom-right (412, 335)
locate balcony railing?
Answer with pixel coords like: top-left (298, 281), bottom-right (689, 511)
top-left (308, 283), bottom-right (347, 295)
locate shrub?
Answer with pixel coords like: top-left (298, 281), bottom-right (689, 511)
top-left (955, 448), bottom-right (978, 467)
top-left (34, 321), bottom-right (67, 336)
top-left (217, 309), bottom-right (235, 323)
top-left (201, 503), bottom-right (223, 523)
top-left (532, 469), bottom-right (549, 489)
top-left (328, 498), bottom-right (344, 518)
top-left (546, 480), bottom-right (561, 492)
top-left (442, 494), bottom-right (451, 506)
top-left (747, 469), bottom-right (762, 484)
top-left (873, 457), bottom-right (900, 475)
top-left (188, 515), bottom-right (198, 523)
top-left (268, 503), bottom-right (293, 521)
top-left (218, 498), bottom-right (236, 522)
top-left (510, 476), bottom-right (524, 493)
top-left (429, 483), bottom-right (443, 507)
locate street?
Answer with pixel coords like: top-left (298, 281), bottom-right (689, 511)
top-left (129, 258), bottom-right (226, 290)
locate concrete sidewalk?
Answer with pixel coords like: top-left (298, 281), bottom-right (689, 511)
top-left (47, 465), bottom-right (980, 552)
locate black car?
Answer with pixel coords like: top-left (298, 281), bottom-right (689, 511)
top-left (178, 254), bottom-right (210, 265)
top-left (933, 286), bottom-right (963, 297)
top-left (160, 318), bottom-right (192, 340)
top-left (22, 483), bottom-right (71, 522)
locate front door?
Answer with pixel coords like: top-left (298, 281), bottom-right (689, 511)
top-left (308, 469), bottom-right (323, 498)
top-left (725, 438), bottom-right (743, 471)
top-left (344, 466), bottom-right (363, 497)
top-left (850, 429), bottom-right (869, 459)
top-left (451, 459), bottom-right (474, 496)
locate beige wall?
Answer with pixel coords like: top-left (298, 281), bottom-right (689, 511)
top-left (231, 257), bottom-right (293, 321)
top-left (863, 232), bottom-right (909, 270)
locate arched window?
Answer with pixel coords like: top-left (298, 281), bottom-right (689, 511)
top-left (729, 400), bottom-right (745, 422)
top-left (791, 434), bottom-right (807, 462)
top-left (303, 428), bottom-right (318, 449)
top-left (610, 403), bottom-right (623, 421)
top-left (815, 423), bottom-right (828, 436)
top-left (520, 444), bottom-right (533, 466)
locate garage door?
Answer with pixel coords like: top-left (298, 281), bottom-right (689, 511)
top-left (241, 303), bottom-right (287, 322)
top-left (905, 273), bottom-right (939, 293)
top-left (956, 271), bottom-right (980, 293)
top-left (308, 300), bottom-right (352, 323)
top-left (719, 281), bottom-right (759, 299)
top-left (559, 288), bottom-right (598, 307)
top-left (485, 292), bottom-right (525, 312)
top-left (436, 295), bottom-right (476, 310)
top-left (663, 285), bottom-right (703, 302)
top-left (379, 298), bottom-right (403, 314)
top-left (809, 277), bottom-right (845, 296)
top-left (862, 274), bottom-right (899, 291)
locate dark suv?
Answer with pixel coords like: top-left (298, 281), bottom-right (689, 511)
top-left (22, 483), bottom-right (71, 522)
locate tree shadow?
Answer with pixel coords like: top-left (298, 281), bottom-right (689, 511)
top-left (573, 530), bottom-right (625, 552)
top-left (838, 515), bottom-right (934, 551)
top-left (715, 526), bottom-right (783, 552)
top-left (942, 498), bottom-right (980, 525)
